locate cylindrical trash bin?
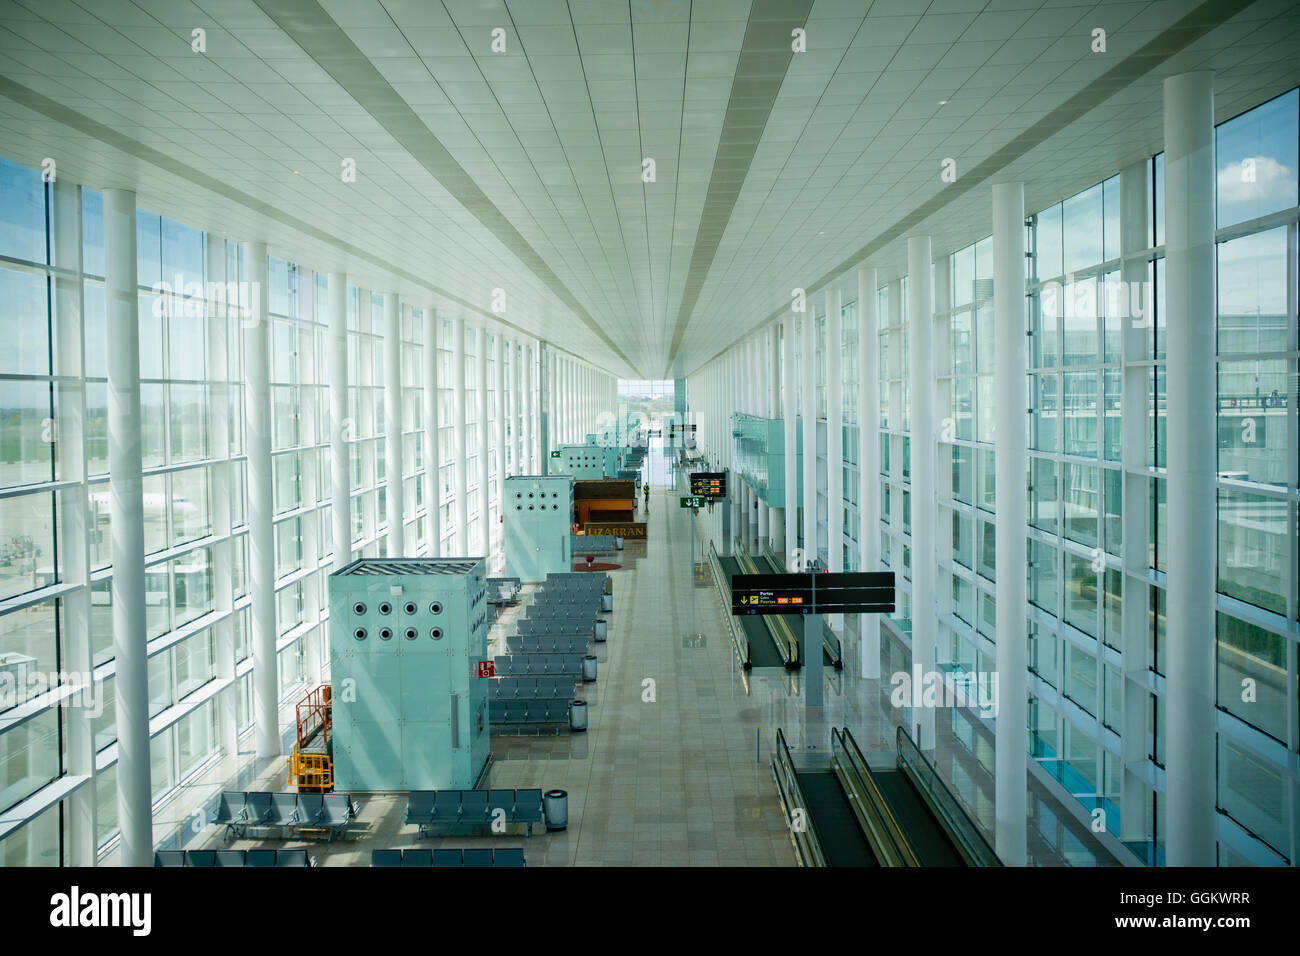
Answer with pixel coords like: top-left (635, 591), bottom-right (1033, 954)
top-left (601, 593), bottom-right (613, 612)
top-left (614, 536), bottom-right (624, 550)
top-left (569, 699), bottom-right (588, 732)
top-left (544, 789), bottom-right (568, 831)
top-left (594, 619), bottom-right (608, 642)
top-left (581, 654), bottom-right (598, 682)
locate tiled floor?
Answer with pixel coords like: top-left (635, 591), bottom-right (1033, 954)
top-left (177, 456), bottom-right (1118, 867)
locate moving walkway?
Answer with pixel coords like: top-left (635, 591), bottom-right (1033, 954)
top-left (708, 543), bottom-right (797, 669)
top-left (771, 726), bottom-right (1001, 867)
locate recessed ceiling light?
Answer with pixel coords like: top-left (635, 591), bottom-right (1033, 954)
top-left (938, 100), bottom-right (948, 105)
top-left (292, 169), bottom-right (300, 174)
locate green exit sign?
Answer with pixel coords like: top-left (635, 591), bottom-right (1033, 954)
top-left (680, 495), bottom-right (705, 508)
top-left (551, 450), bottom-right (561, 458)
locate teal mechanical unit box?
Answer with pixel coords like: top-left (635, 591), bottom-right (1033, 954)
top-left (504, 475), bottom-right (573, 583)
top-left (328, 558), bottom-right (490, 792)
top-left (732, 413), bottom-right (804, 508)
top-left (552, 443), bottom-right (619, 479)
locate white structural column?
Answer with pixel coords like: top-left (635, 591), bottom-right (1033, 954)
top-left (524, 343), bottom-right (535, 471)
top-left (477, 325), bottom-right (490, 555)
top-left (241, 241), bottom-right (278, 759)
top-left (857, 266), bottom-right (881, 678)
top-left (826, 288), bottom-right (844, 579)
top-left (782, 318), bottom-right (798, 567)
top-left (992, 182), bottom-right (1028, 865)
top-left (765, 325), bottom-right (780, 551)
top-left (104, 187), bottom-right (151, 866)
top-left (801, 306), bottom-right (817, 564)
top-left (907, 236), bottom-right (936, 751)
top-left (509, 338), bottom-right (521, 476)
top-left (1119, 160), bottom-right (1151, 844)
top-left (1163, 71), bottom-right (1217, 867)
top-left (51, 179), bottom-right (96, 864)
top-left (538, 344), bottom-right (550, 468)
top-left (383, 293), bottom-right (404, 557)
top-left (493, 330), bottom-right (505, 562)
top-left (422, 308), bottom-right (441, 557)
top-left (452, 317), bottom-right (468, 552)
top-left (328, 274), bottom-right (351, 569)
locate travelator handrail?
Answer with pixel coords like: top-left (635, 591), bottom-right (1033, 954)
top-left (895, 726), bottom-right (1002, 867)
top-left (733, 542), bottom-right (797, 667)
top-left (771, 729), bottom-right (827, 867)
top-left (832, 727), bottom-right (919, 867)
top-left (706, 541), bottom-right (750, 668)
top-left (759, 545), bottom-right (842, 668)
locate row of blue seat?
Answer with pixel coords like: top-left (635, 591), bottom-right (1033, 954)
top-left (213, 791), bottom-right (357, 841)
top-left (489, 699), bottom-right (571, 725)
top-left (371, 848), bottom-right (524, 867)
top-left (154, 849), bottom-right (312, 867)
top-left (487, 676), bottom-right (577, 700)
top-left (493, 654), bottom-right (584, 676)
top-left (501, 635), bottom-right (589, 656)
top-left (405, 789), bottom-right (544, 838)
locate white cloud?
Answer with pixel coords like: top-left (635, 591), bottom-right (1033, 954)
top-left (1217, 156), bottom-right (1298, 206)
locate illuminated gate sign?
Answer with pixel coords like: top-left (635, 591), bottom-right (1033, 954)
top-left (730, 571), bottom-right (895, 616)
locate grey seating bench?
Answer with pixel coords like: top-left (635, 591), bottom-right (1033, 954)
top-left (405, 788), bottom-right (544, 838)
top-left (493, 653), bottom-right (585, 677)
top-left (213, 790), bottom-right (358, 842)
top-left (371, 848), bottom-right (526, 867)
top-left (154, 849), bottom-right (312, 867)
top-left (489, 698), bottom-right (573, 730)
top-left (487, 676), bottom-right (577, 700)
top-left (501, 635), bottom-right (589, 656)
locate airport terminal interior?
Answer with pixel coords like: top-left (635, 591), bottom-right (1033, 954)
top-left (0, 0), bottom-right (1298, 869)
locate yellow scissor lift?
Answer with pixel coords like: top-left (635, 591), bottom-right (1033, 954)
top-left (286, 684), bottom-right (334, 793)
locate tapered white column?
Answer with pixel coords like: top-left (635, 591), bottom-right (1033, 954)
top-left (826, 289), bottom-right (843, 577)
top-left (423, 308), bottom-right (441, 557)
top-left (240, 241), bottom-right (278, 759)
top-left (328, 274), bottom-right (351, 569)
top-left (1119, 161), bottom-right (1151, 844)
top-left (992, 182), bottom-right (1028, 865)
top-left (908, 236), bottom-right (936, 751)
top-left (857, 267), bottom-right (881, 678)
top-left (538, 344), bottom-right (549, 469)
top-left (523, 342), bottom-right (535, 471)
top-left (509, 338), bottom-right (521, 476)
top-left (478, 326), bottom-right (490, 555)
top-left (453, 317), bottom-right (468, 552)
top-left (801, 308), bottom-right (817, 564)
top-left (51, 179), bottom-right (96, 864)
top-left (1163, 71), bottom-right (1217, 867)
top-left (384, 293), bottom-right (404, 557)
top-left (782, 319), bottom-right (798, 567)
top-left (105, 187), bottom-right (151, 866)
top-left (493, 329), bottom-right (505, 563)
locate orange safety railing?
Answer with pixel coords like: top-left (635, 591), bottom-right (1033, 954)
top-left (287, 684), bottom-right (334, 793)
top-left (295, 684), bottom-right (331, 750)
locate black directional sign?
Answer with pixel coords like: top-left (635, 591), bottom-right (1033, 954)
top-left (689, 471), bottom-right (727, 500)
top-left (730, 570), bottom-right (895, 615)
top-left (815, 571), bottom-right (895, 614)
top-left (731, 572), bottom-right (812, 615)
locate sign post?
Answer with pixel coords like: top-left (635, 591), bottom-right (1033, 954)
top-left (805, 614), bottom-right (823, 706)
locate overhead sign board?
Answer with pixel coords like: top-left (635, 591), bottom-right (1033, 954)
top-left (680, 495), bottom-right (705, 508)
top-left (731, 572), bottom-right (813, 615)
top-left (730, 571), bottom-right (895, 616)
top-left (689, 471), bottom-right (727, 500)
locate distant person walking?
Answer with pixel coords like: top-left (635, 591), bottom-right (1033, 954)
top-left (643, 482), bottom-right (650, 513)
